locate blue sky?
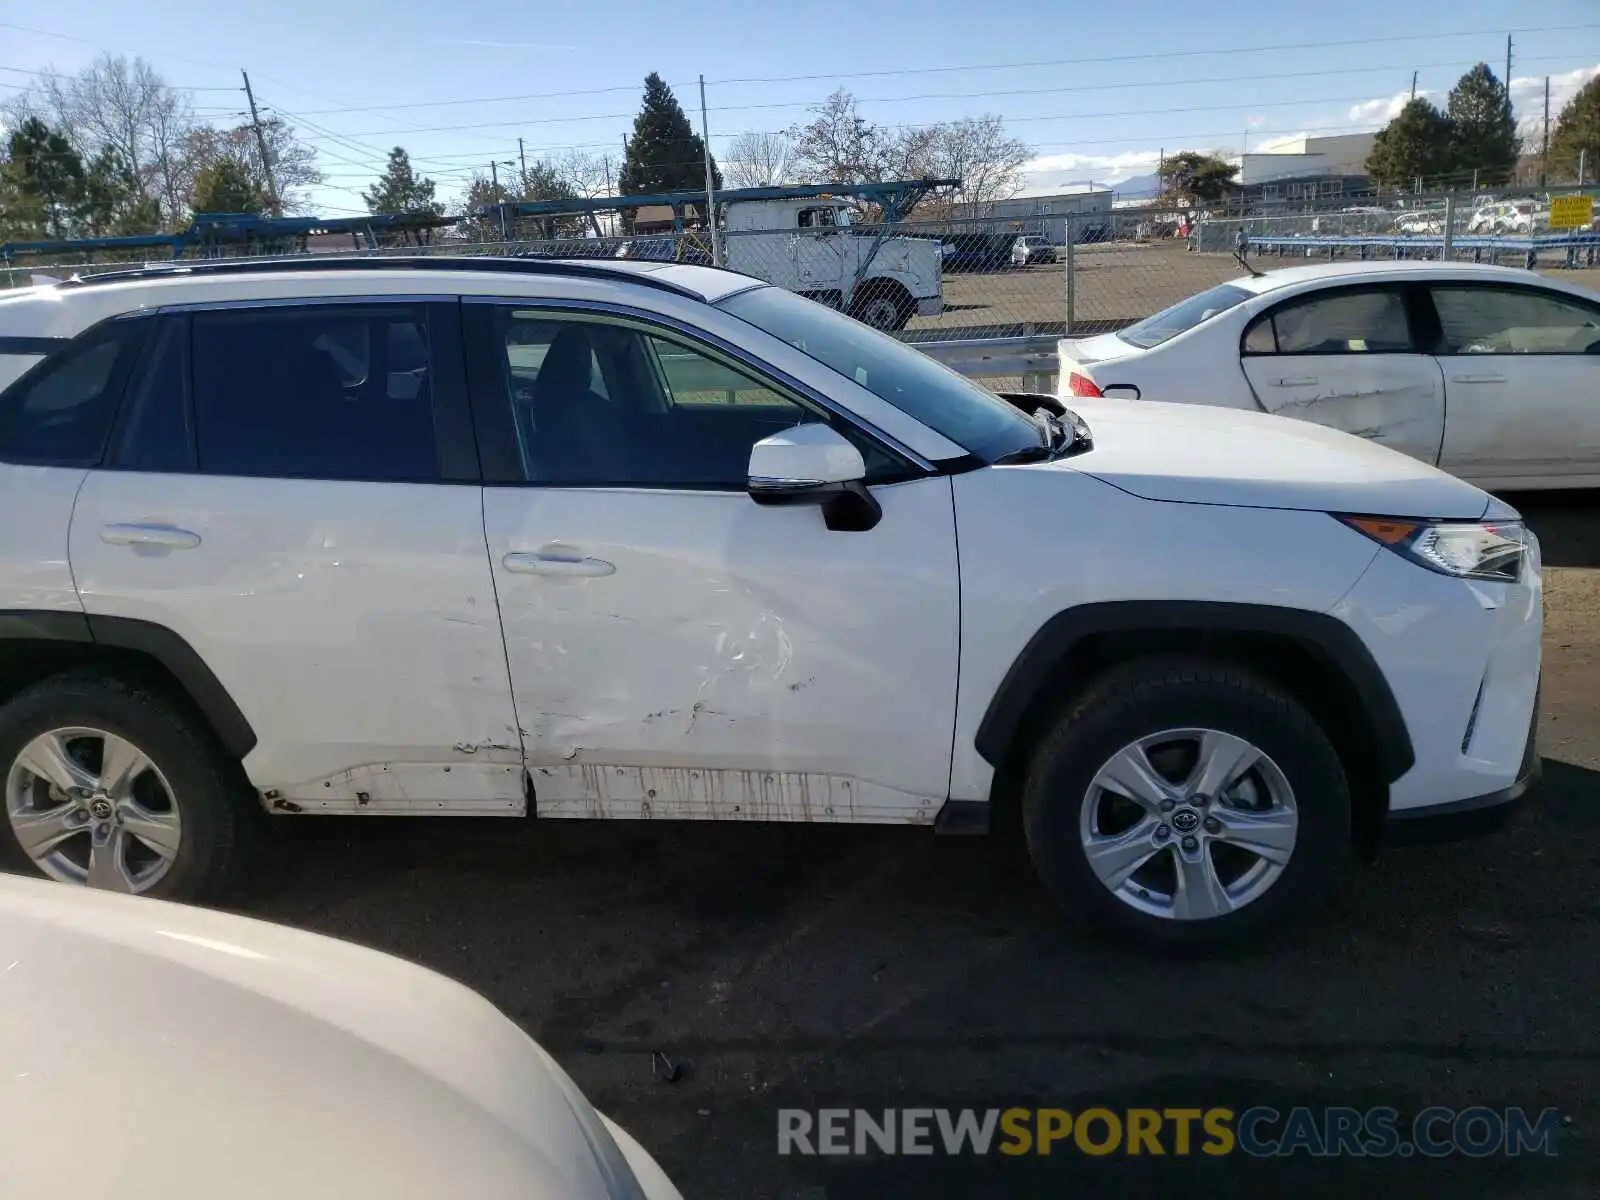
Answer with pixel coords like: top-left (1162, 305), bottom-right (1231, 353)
top-left (3, 0), bottom-right (1598, 213)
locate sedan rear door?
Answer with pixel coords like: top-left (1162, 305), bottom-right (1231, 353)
top-left (1427, 282), bottom-right (1600, 489)
top-left (1238, 283), bottom-right (1447, 465)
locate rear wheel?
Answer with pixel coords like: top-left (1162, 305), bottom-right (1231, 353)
top-left (851, 282), bottom-right (913, 331)
top-left (0, 671), bottom-right (257, 901)
top-left (1022, 657), bottom-right (1351, 950)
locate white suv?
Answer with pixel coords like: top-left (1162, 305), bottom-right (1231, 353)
top-left (0, 257), bottom-right (1542, 948)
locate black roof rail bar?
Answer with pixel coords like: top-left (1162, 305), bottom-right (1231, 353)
top-left (58, 254), bottom-right (708, 300)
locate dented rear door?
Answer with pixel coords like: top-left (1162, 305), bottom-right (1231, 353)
top-left (1238, 283), bottom-right (1446, 465)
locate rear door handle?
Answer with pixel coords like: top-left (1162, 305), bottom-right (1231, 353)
top-left (502, 551), bottom-right (616, 578)
top-left (100, 523), bottom-right (201, 550)
top-left (1452, 374), bottom-right (1508, 383)
top-left (1273, 376), bottom-right (1319, 387)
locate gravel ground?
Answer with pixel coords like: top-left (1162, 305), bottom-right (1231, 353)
top-left (233, 491), bottom-right (1600, 1199)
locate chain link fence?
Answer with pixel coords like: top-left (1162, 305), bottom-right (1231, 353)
top-left (8, 187), bottom-right (1598, 359)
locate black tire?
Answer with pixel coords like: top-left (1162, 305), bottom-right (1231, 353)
top-left (1022, 656), bottom-right (1351, 952)
top-left (0, 670), bottom-right (258, 902)
top-left (851, 282), bottom-right (913, 331)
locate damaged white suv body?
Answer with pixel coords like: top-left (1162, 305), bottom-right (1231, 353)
top-left (0, 258), bottom-right (1541, 947)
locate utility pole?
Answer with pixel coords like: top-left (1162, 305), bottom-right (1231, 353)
top-left (697, 74), bottom-right (719, 266)
top-left (1504, 35), bottom-right (1513, 113)
top-left (1541, 76), bottom-right (1550, 187)
top-left (1580, 149), bottom-right (1588, 187)
top-left (490, 159), bottom-right (515, 240)
top-left (1410, 71), bottom-right (1418, 101)
top-left (241, 70), bottom-right (282, 217)
top-left (518, 137), bottom-right (528, 190)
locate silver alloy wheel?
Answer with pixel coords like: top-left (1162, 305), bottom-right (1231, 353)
top-left (1078, 727), bottom-right (1298, 921)
top-left (5, 726), bottom-right (182, 893)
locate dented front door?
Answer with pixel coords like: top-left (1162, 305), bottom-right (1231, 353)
top-left (1239, 283), bottom-right (1446, 465)
top-left (484, 481), bottom-right (961, 824)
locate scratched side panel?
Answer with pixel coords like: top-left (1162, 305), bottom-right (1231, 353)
top-left (530, 764), bottom-right (938, 825)
top-left (1240, 354), bottom-right (1447, 466)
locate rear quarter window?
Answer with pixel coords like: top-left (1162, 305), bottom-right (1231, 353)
top-left (0, 320), bottom-right (148, 467)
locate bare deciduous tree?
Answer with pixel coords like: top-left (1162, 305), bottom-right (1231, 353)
top-left (785, 89), bottom-right (1030, 215)
top-left (5, 54), bottom-right (196, 226)
top-left (723, 130), bottom-right (795, 189)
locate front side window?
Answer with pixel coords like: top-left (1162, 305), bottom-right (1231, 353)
top-left (1116, 284), bottom-right (1254, 350)
top-left (1244, 288), bottom-right (1413, 355)
top-left (716, 285), bottom-right (1039, 463)
top-left (478, 307), bottom-right (904, 488)
top-left (0, 318), bottom-right (147, 466)
top-left (1430, 287), bottom-right (1600, 355)
top-left (191, 304), bottom-right (439, 481)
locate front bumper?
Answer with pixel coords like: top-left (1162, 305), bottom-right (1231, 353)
top-left (1384, 681), bottom-right (1541, 847)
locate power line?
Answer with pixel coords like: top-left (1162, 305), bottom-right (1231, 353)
top-left (703, 23), bottom-right (1600, 84)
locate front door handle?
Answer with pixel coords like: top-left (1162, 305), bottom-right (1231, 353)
top-left (1453, 374), bottom-right (1508, 384)
top-left (502, 550), bottom-right (616, 578)
top-left (1273, 376), bottom-right (1319, 387)
top-left (100, 523), bottom-right (201, 550)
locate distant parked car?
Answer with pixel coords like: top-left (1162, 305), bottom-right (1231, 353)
top-left (0, 875), bottom-right (684, 1199)
top-left (1055, 259), bottom-right (1600, 491)
top-left (1466, 201), bottom-right (1547, 235)
top-left (1011, 235), bottom-right (1058, 266)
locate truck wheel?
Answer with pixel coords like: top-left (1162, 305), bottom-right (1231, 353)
top-left (0, 671), bottom-right (258, 901)
top-left (1022, 657), bottom-right (1351, 951)
top-left (851, 283), bottom-right (913, 331)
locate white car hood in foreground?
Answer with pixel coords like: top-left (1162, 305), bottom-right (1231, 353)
top-left (0, 878), bottom-right (674, 1200)
top-left (1059, 397), bottom-right (1490, 519)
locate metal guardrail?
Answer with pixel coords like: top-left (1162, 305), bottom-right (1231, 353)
top-left (917, 335), bottom-right (1060, 391)
top-left (1248, 231), bottom-right (1600, 269)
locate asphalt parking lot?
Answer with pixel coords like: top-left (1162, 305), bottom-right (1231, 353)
top-left (230, 489), bottom-right (1600, 1199)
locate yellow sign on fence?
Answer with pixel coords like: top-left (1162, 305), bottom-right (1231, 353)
top-left (1548, 194), bottom-right (1594, 229)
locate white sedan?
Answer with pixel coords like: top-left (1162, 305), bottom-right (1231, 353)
top-left (0, 876), bottom-right (682, 1200)
top-left (1057, 260), bottom-right (1600, 490)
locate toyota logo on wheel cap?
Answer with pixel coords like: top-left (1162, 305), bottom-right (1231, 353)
top-left (1170, 808), bottom-right (1201, 834)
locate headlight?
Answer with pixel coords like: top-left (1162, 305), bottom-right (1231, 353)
top-left (1336, 515), bottom-right (1527, 583)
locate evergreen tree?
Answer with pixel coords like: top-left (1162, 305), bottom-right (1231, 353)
top-left (1446, 64), bottom-right (1519, 185)
top-left (620, 73), bottom-right (721, 196)
top-left (1548, 75), bottom-right (1600, 184)
top-left (1366, 98), bottom-right (1453, 190)
top-left (189, 157), bottom-right (268, 214)
top-left (81, 148), bottom-right (160, 237)
top-left (363, 147), bottom-right (442, 215)
top-left (7, 118), bottom-right (85, 238)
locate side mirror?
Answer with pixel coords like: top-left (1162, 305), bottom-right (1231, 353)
top-left (747, 423), bottom-right (881, 532)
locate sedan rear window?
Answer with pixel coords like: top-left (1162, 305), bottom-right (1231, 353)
top-left (1116, 284), bottom-right (1254, 349)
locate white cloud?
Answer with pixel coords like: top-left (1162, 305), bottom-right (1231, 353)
top-left (1341, 63), bottom-right (1598, 138)
top-left (1017, 149), bottom-right (1160, 187)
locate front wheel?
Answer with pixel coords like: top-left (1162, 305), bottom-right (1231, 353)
top-left (1022, 657), bottom-right (1351, 951)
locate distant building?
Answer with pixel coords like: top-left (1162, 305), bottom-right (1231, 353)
top-left (953, 185), bottom-right (1114, 242)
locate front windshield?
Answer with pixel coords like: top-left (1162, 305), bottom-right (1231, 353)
top-left (1116, 283), bottom-right (1254, 349)
top-left (717, 286), bottom-right (1039, 462)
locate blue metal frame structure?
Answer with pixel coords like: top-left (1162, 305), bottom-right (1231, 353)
top-left (2, 211), bottom-right (457, 263)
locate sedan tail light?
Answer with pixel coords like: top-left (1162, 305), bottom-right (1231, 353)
top-left (1066, 371), bottom-right (1103, 397)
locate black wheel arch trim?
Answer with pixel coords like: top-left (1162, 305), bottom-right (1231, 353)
top-left (973, 600), bottom-right (1415, 783)
top-left (0, 610), bottom-right (257, 759)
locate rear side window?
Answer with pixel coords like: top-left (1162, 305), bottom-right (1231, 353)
top-left (191, 304), bottom-right (439, 481)
top-left (1244, 288), bottom-right (1413, 355)
top-left (0, 319), bottom-right (147, 466)
top-left (112, 317), bottom-right (194, 473)
top-left (1430, 286), bottom-right (1600, 355)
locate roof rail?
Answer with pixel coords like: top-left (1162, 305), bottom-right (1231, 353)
top-left (58, 254), bottom-right (708, 300)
